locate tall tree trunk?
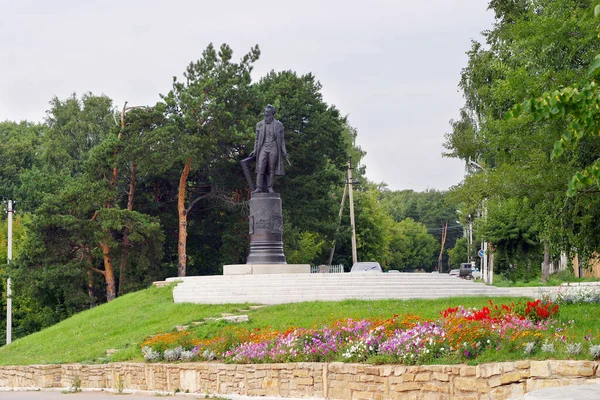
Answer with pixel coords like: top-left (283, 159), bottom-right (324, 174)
top-left (84, 248), bottom-right (96, 307)
top-left (178, 159), bottom-right (191, 277)
top-left (118, 162), bottom-right (137, 296)
top-left (95, 104), bottom-right (126, 300)
top-left (542, 241), bottom-right (551, 283)
top-left (100, 238), bottom-right (117, 301)
top-left (437, 221), bottom-right (448, 273)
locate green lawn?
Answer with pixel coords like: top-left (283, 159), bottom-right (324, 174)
top-left (0, 284), bottom-right (245, 365)
top-left (492, 269), bottom-right (600, 287)
top-left (0, 284), bottom-right (598, 365)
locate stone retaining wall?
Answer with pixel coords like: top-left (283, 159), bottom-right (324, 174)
top-left (1, 360), bottom-right (599, 399)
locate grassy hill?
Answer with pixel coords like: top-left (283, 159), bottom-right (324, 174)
top-left (1, 284), bottom-right (598, 366)
top-left (0, 284), bottom-right (243, 365)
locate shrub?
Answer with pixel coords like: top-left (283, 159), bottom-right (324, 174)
top-left (566, 342), bottom-right (583, 356)
top-left (164, 346), bottom-right (183, 362)
top-left (141, 346), bottom-right (161, 362)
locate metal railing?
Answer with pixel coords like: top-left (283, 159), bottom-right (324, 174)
top-left (311, 264), bottom-right (345, 274)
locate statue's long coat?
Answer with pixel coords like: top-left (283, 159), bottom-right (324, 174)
top-left (253, 119), bottom-right (287, 176)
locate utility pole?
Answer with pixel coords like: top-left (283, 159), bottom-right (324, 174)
top-left (348, 159), bottom-right (358, 265)
top-left (327, 183), bottom-right (348, 266)
top-left (6, 199), bottom-right (13, 345)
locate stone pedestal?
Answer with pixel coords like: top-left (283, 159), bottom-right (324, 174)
top-left (223, 264), bottom-right (310, 275)
top-left (246, 192), bottom-right (287, 264)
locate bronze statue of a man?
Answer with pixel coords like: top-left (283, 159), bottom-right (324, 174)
top-left (249, 105), bottom-right (288, 193)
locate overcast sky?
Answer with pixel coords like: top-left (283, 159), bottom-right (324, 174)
top-left (0, 0), bottom-right (494, 192)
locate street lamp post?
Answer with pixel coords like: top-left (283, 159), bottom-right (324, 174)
top-left (6, 199), bottom-right (13, 345)
top-left (468, 215), bottom-right (473, 264)
top-left (468, 161), bottom-right (490, 284)
top-left (456, 210), bottom-right (472, 264)
top-left (347, 159), bottom-right (358, 265)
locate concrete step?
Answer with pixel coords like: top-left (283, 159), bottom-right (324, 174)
top-left (167, 272), bottom-right (541, 304)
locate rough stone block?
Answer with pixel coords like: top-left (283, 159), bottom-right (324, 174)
top-left (525, 377), bottom-right (563, 392)
top-left (391, 392), bottom-right (418, 400)
top-left (415, 372), bottom-right (431, 382)
top-left (433, 372), bottom-right (450, 382)
top-left (454, 377), bottom-right (477, 392)
top-left (499, 371), bottom-right (523, 385)
top-left (530, 360), bottom-right (551, 378)
top-left (389, 374), bottom-right (415, 384)
top-left (328, 362), bottom-right (348, 374)
top-left (353, 390), bottom-right (376, 399)
top-left (476, 361), bottom-right (515, 378)
top-left (552, 360), bottom-right (594, 377)
top-left (364, 367), bottom-right (381, 375)
top-left (423, 393), bottom-right (449, 400)
top-left (391, 382), bottom-right (421, 392)
top-left (294, 377), bottom-right (313, 385)
top-left (489, 382), bottom-right (525, 399)
top-left (329, 388), bottom-right (351, 399)
top-left (422, 381), bottom-right (450, 394)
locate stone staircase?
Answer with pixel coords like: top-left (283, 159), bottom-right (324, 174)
top-left (166, 273), bottom-right (549, 304)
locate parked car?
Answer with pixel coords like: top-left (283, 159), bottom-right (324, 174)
top-left (350, 262), bottom-right (383, 273)
top-left (449, 269), bottom-right (460, 277)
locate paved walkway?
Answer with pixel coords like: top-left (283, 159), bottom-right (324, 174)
top-left (520, 384), bottom-right (600, 399)
top-left (5, 385), bottom-right (600, 400)
top-left (0, 389), bottom-right (320, 400)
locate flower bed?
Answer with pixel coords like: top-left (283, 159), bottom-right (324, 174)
top-left (141, 299), bottom-right (600, 364)
top-left (541, 285), bottom-right (600, 304)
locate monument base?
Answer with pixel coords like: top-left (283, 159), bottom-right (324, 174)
top-left (246, 192), bottom-right (287, 264)
top-left (223, 264), bottom-right (311, 275)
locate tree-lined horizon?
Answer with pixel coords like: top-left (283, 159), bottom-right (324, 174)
top-left (445, 0), bottom-right (600, 281)
top-left (0, 43), bottom-right (449, 345)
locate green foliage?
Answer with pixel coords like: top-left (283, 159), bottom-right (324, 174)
top-left (253, 71), bottom-right (356, 261)
top-left (511, 81), bottom-right (600, 195)
top-left (41, 93), bottom-right (117, 176)
top-left (480, 197), bottom-right (542, 280)
top-left (0, 121), bottom-right (44, 200)
top-left (388, 218), bottom-right (438, 271)
top-left (448, 237), bottom-right (468, 268)
top-left (446, 0), bottom-right (600, 275)
top-left (285, 231), bottom-right (326, 265)
top-left (163, 42), bottom-right (260, 166)
top-left (350, 188), bottom-right (394, 266)
top-left (0, 213), bottom-right (28, 263)
top-left (381, 189), bottom-right (461, 270)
